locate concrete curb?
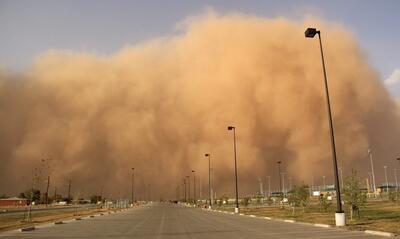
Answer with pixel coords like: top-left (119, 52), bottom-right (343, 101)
top-left (314, 223), bottom-right (331, 228)
top-left (20, 226), bottom-right (35, 232)
top-left (207, 209), bottom-right (396, 237)
top-left (284, 219), bottom-right (295, 223)
top-left (365, 230), bottom-right (395, 237)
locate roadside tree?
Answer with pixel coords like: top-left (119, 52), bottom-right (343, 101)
top-left (288, 184), bottom-right (310, 215)
top-left (343, 169), bottom-right (367, 220)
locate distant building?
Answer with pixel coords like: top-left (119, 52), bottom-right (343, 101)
top-left (377, 185), bottom-right (397, 193)
top-left (0, 197), bottom-right (29, 206)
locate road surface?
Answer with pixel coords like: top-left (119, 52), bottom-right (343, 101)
top-left (0, 203), bottom-right (388, 238)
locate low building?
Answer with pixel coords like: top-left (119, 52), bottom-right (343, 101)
top-left (0, 197), bottom-right (30, 206)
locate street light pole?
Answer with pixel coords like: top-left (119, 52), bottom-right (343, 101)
top-left (131, 168), bottom-right (135, 205)
top-left (305, 28), bottom-right (345, 226)
top-left (183, 178), bottom-right (187, 202)
top-left (281, 172), bottom-right (286, 194)
top-left (205, 154), bottom-right (212, 208)
top-left (192, 170), bottom-right (196, 205)
top-left (228, 126), bottom-right (240, 213)
top-left (394, 169), bottom-right (398, 193)
top-left (397, 157), bottom-right (400, 192)
top-left (384, 166), bottom-right (389, 192)
top-left (339, 167), bottom-right (344, 193)
top-left (266, 176), bottom-right (271, 197)
top-left (277, 161), bottom-right (282, 193)
top-left (368, 149), bottom-right (377, 194)
top-left (186, 176), bottom-right (190, 203)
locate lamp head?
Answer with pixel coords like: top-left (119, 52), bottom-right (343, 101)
top-left (205, 153), bottom-right (210, 157)
top-left (305, 28), bottom-right (319, 38)
top-left (228, 126), bottom-right (235, 130)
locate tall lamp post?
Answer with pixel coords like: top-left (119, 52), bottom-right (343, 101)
top-left (228, 126), bottom-right (240, 213)
top-left (266, 176), bottom-right (271, 197)
top-left (186, 176), bottom-right (190, 203)
top-left (205, 154), bottom-right (212, 209)
top-left (305, 28), bottom-right (345, 226)
top-left (183, 178), bottom-right (187, 202)
top-left (277, 161), bottom-right (282, 194)
top-left (192, 170), bottom-right (196, 205)
top-left (396, 157), bottom-right (400, 192)
top-left (368, 149), bottom-right (377, 194)
top-left (131, 168), bottom-right (135, 205)
top-left (384, 166), bottom-right (389, 192)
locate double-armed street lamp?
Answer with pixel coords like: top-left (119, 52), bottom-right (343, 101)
top-left (228, 126), bottom-right (240, 213)
top-left (205, 153), bottom-right (212, 208)
top-left (305, 27), bottom-right (345, 226)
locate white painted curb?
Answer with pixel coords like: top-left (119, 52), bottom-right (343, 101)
top-left (365, 230), bottom-right (394, 237)
top-left (314, 223), bottom-right (331, 228)
top-left (284, 219), bottom-right (295, 223)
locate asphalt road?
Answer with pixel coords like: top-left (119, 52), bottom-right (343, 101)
top-left (0, 203), bottom-right (388, 238)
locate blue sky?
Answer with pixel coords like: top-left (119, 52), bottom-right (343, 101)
top-left (1, 0), bottom-right (399, 96)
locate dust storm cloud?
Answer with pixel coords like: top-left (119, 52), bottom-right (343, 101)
top-left (0, 13), bottom-right (399, 199)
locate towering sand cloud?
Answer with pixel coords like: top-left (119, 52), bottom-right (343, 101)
top-left (0, 13), bottom-right (398, 199)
